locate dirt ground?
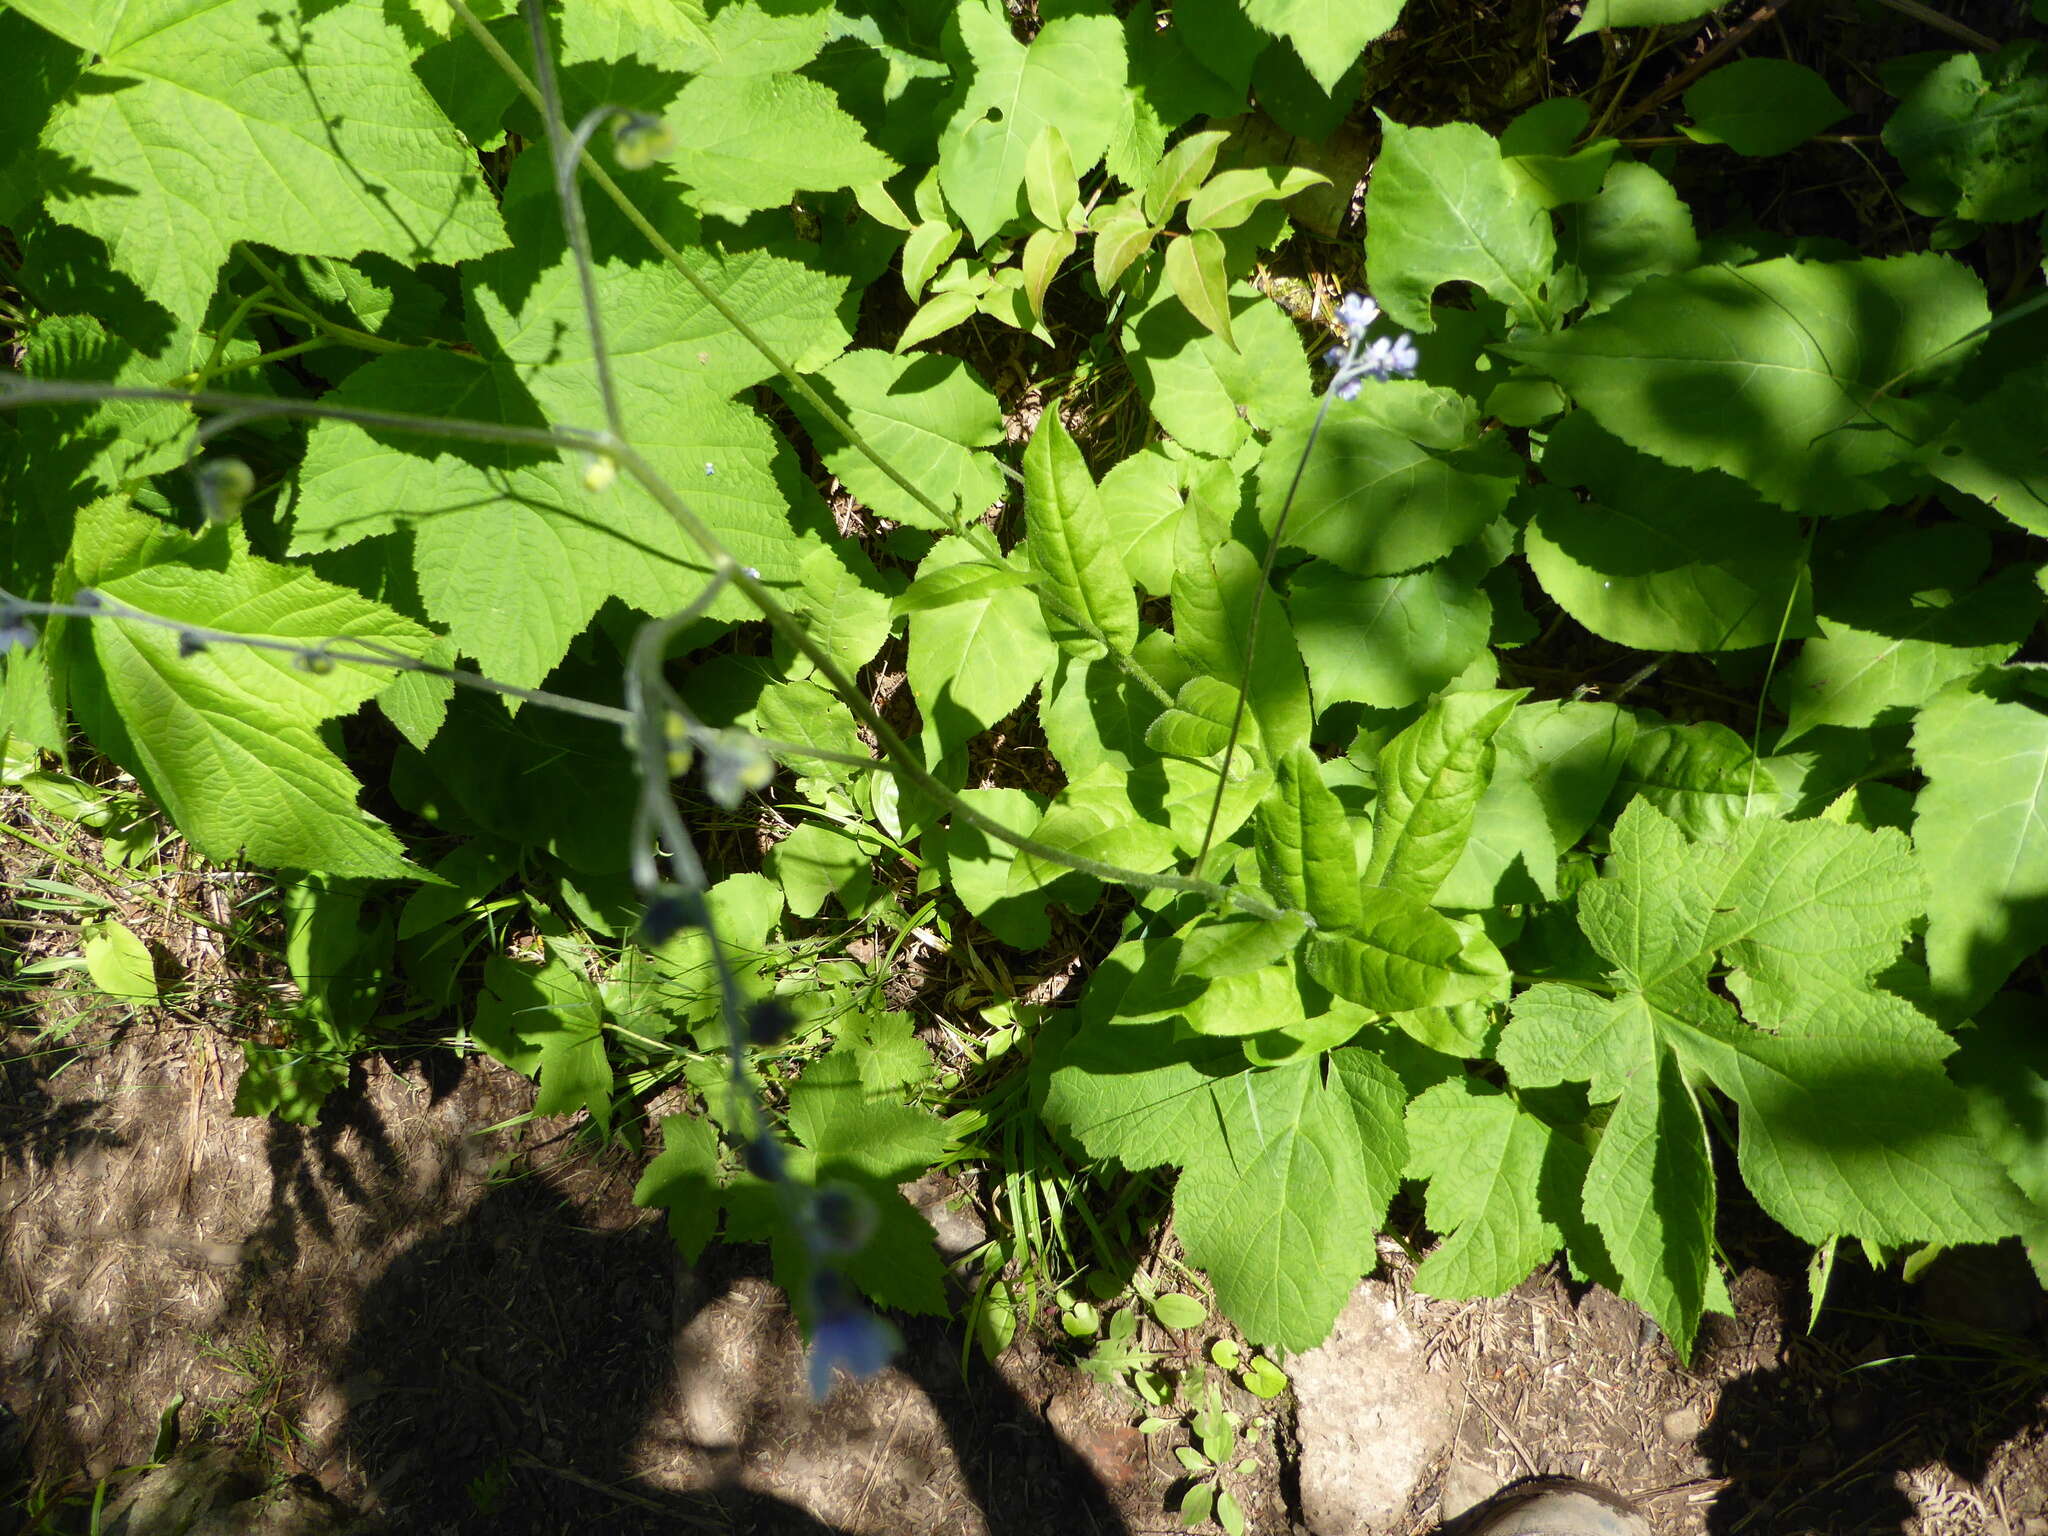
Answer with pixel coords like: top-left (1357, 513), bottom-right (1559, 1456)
top-left (2, 1007), bottom-right (2044, 1536)
top-left (2, 791), bottom-right (2046, 1536)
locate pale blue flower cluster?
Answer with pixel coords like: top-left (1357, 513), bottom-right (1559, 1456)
top-left (1323, 291), bottom-right (1419, 399)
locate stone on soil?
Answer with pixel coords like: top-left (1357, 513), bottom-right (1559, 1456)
top-left (1291, 1281), bottom-right (1457, 1536)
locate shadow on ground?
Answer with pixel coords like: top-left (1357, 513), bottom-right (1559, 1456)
top-left (337, 1169), bottom-right (1131, 1535)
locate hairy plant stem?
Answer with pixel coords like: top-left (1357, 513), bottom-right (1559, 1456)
top-left (1194, 382), bottom-right (1337, 868)
top-left (0, 387), bottom-right (1276, 917)
top-left (441, 0), bottom-right (1174, 710)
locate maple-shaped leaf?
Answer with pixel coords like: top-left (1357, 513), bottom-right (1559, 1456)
top-left (17, 0), bottom-right (506, 328)
top-left (1497, 798), bottom-right (2029, 1358)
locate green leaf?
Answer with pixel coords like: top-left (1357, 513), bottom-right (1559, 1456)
top-left (1885, 45), bottom-right (2048, 224)
top-left (1216, 1486), bottom-right (1246, 1536)
top-left (1256, 747), bottom-right (1364, 927)
top-left (1185, 165), bottom-right (1329, 231)
top-left (1261, 412), bottom-right (1518, 578)
top-left (1558, 163), bottom-right (1702, 316)
top-left (1151, 1292), bottom-right (1208, 1329)
top-left (1123, 281), bottom-right (1311, 457)
top-left (1497, 700), bottom-right (1640, 852)
top-left (1289, 552), bottom-right (1495, 713)
top-left (1304, 888), bottom-right (1507, 1012)
top-left (1500, 99), bottom-right (1617, 209)
top-left (1684, 60), bottom-right (1847, 156)
top-left (23, 0), bottom-right (507, 328)
top-left (474, 948), bottom-right (612, 1132)
top-left (787, 1050), bottom-right (949, 1182)
top-left (785, 349), bottom-right (1004, 532)
top-left (1581, 1047), bottom-right (1717, 1359)
top-left (1364, 117), bottom-right (1558, 332)
top-left (1240, 0), bottom-right (1403, 95)
top-left (1365, 689), bottom-right (1523, 901)
top-left (1612, 721), bottom-right (1771, 840)
top-left (1025, 123), bottom-right (1079, 229)
top-left (1172, 538), bottom-right (1314, 759)
top-left (1092, 205), bottom-right (1159, 294)
top-left (1921, 361), bottom-right (2048, 536)
top-left (1499, 799), bottom-right (2029, 1351)
top-left (65, 508), bottom-right (430, 879)
top-left (1567, 0), bottom-right (1719, 39)
top-left (1047, 1021), bottom-right (1407, 1348)
top-left (1913, 685), bottom-right (2048, 1015)
top-left (634, 1113), bottom-right (723, 1257)
top-left (1181, 1481), bottom-right (1215, 1528)
top-left (1023, 406), bottom-right (1140, 657)
top-left (796, 544), bottom-right (894, 677)
top-left (1522, 415), bottom-right (1815, 653)
top-left (80, 919), bottom-right (157, 1004)
top-left (1406, 1076), bottom-right (1598, 1297)
top-left (1166, 229), bottom-right (1237, 349)
top-left (895, 289), bottom-right (979, 352)
top-left (661, 72), bottom-right (896, 219)
top-left (1146, 675), bottom-right (1255, 761)
top-left (1010, 765), bottom-right (1180, 892)
top-left (1503, 255), bottom-right (1990, 516)
top-left (1176, 910), bottom-right (1311, 979)
top-left (1145, 128), bottom-right (1233, 222)
top-left (892, 561), bottom-right (1040, 616)
top-left (932, 787), bottom-right (1084, 948)
top-left (937, 0), bottom-right (1128, 246)
top-left (300, 161), bottom-right (848, 688)
top-left (907, 538), bottom-right (1056, 755)
top-left (1098, 448), bottom-right (1197, 597)
top-left (1022, 227), bottom-right (1077, 320)
top-left (1777, 533), bottom-right (2038, 745)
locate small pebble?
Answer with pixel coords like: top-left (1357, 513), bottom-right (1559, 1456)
top-left (1661, 1405), bottom-right (1703, 1443)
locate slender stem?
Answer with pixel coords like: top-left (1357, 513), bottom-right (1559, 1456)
top-left (602, 438), bottom-right (1293, 922)
top-left (197, 282), bottom-right (275, 386)
top-left (0, 379), bottom-right (602, 457)
top-left (1196, 384), bottom-right (1336, 867)
top-left (233, 245), bottom-right (411, 354)
top-left (441, 0), bottom-right (1174, 707)
top-left (177, 337), bottom-right (328, 388)
top-left (521, 0), bottom-right (625, 444)
top-left (1607, 4), bottom-right (1790, 138)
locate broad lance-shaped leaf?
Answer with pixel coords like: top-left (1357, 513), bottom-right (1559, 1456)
top-left (1289, 552), bottom-right (1495, 714)
top-left (1255, 746), bottom-right (1364, 928)
top-left (1366, 689), bottom-right (1524, 901)
top-left (1172, 538), bottom-right (1314, 758)
top-left (1522, 414), bottom-right (1814, 655)
top-left (783, 350), bottom-right (1004, 533)
top-left (1145, 674), bottom-right (1254, 761)
top-left (1913, 684), bottom-right (2048, 1017)
top-left (937, 0), bottom-right (1128, 246)
top-left (1045, 1016), bottom-right (1406, 1349)
top-left (908, 537), bottom-right (1055, 771)
top-left (1008, 764), bottom-right (1178, 893)
top-left (1499, 799), bottom-right (2029, 1355)
top-left (1504, 255), bottom-right (1990, 517)
top-left (1304, 887), bottom-right (1508, 1013)
top-left (1261, 411), bottom-right (1519, 579)
top-left (1405, 1076), bottom-right (1605, 1299)
top-left (64, 504), bottom-right (430, 880)
top-left (1023, 407), bottom-right (1139, 657)
top-left (18, 0), bottom-right (507, 329)
top-left (1364, 117), bottom-right (1557, 332)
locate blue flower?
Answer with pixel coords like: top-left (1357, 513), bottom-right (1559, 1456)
top-left (806, 1300), bottom-right (899, 1400)
top-left (1324, 293), bottom-right (1419, 399)
top-left (1335, 291), bottom-right (1380, 340)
